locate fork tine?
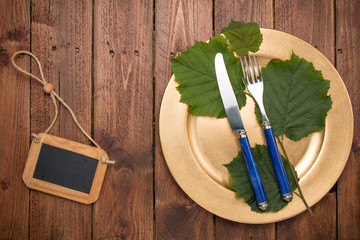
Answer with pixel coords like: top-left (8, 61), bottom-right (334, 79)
top-left (240, 57), bottom-right (249, 85)
top-left (252, 55), bottom-right (262, 82)
top-left (243, 56), bottom-right (254, 84)
top-left (247, 55), bottom-right (258, 83)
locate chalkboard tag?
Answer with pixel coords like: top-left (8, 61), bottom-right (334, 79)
top-left (23, 133), bottom-right (108, 204)
top-left (11, 51), bottom-right (115, 204)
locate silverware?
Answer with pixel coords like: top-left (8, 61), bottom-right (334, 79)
top-left (215, 53), bottom-right (268, 211)
top-left (240, 55), bottom-right (293, 202)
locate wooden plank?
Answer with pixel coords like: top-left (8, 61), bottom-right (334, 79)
top-left (93, 0), bottom-right (154, 239)
top-left (275, 0), bottom-right (335, 63)
top-left (278, 193), bottom-right (336, 240)
top-left (154, 0), bottom-right (214, 239)
top-left (214, 1), bottom-right (275, 239)
top-left (275, 0), bottom-right (336, 238)
top-left (336, 0), bottom-right (360, 239)
top-left (0, 0), bottom-right (30, 238)
top-left (29, 0), bottom-right (93, 239)
top-left (215, 218), bottom-right (275, 240)
top-left (214, 0), bottom-right (273, 34)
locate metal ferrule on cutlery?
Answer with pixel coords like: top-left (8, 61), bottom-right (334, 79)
top-left (215, 53), bottom-right (268, 211)
top-left (241, 55), bottom-right (293, 202)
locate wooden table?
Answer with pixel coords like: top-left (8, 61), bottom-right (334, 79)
top-left (0, 0), bottom-right (359, 239)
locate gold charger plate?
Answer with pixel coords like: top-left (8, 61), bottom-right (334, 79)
top-left (159, 29), bottom-right (353, 223)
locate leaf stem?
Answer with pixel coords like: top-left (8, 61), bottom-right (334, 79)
top-left (245, 91), bottom-right (253, 98)
top-left (276, 136), bottom-right (313, 216)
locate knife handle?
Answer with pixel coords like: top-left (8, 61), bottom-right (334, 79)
top-left (239, 135), bottom-right (268, 210)
top-left (263, 125), bottom-right (292, 202)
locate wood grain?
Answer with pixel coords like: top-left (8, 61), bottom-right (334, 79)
top-left (214, 1), bottom-right (275, 239)
top-left (275, 0), bottom-right (337, 238)
top-left (30, 0), bottom-right (93, 239)
top-left (214, 0), bottom-right (273, 34)
top-left (154, 0), bottom-right (214, 239)
top-left (278, 193), bottom-right (336, 240)
top-left (93, 0), bottom-right (154, 239)
top-left (336, 0), bottom-right (360, 239)
top-left (215, 217), bottom-right (275, 240)
top-left (275, 0), bottom-right (335, 63)
top-left (0, 0), bottom-right (30, 238)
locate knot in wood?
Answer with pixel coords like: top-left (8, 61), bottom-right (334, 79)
top-left (43, 83), bottom-right (54, 94)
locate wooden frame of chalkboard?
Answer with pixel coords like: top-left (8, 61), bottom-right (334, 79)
top-left (22, 133), bottom-right (108, 204)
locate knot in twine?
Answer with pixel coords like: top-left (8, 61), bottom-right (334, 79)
top-left (11, 51), bottom-right (115, 165)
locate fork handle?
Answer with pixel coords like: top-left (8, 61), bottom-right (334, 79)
top-left (263, 126), bottom-right (293, 201)
top-left (239, 135), bottom-right (268, 210)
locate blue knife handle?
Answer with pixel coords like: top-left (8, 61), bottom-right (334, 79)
top-left (264, 126), bottom-right (292, 199)
top-left (239, 136), bottom-right (268, 209)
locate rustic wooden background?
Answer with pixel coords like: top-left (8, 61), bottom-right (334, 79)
top-left (0, 0), bottom-right (359, 239)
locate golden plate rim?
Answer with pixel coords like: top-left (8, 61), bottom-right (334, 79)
top-left (159, 28), bottom-right (354, 223)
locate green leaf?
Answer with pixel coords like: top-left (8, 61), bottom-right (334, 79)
top-left (222, 20), bottom-right (263, 56)
top-left (224, 144), bottom-right (298, 213)
top-left (171, 35), bottom-right (246, 118)
top-left (257, 52), bottom-right (332, 141)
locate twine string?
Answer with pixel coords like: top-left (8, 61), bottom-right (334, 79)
top-left (11, 51), bottom-right (115, 165)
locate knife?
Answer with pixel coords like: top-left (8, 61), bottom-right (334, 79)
top-left (215, 53), bottom-right (268, 211)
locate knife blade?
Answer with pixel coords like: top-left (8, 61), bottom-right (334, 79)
top-left (215, 53), bottom-right (268, 211)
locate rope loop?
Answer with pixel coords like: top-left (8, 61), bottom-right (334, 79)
top-left (11, 51), bottom-right (115, 165)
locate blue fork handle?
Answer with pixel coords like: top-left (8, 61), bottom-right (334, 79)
top-left (264, 126), bottom-right (292, 200)
top-left (239, 136), bottom-right (268, 209)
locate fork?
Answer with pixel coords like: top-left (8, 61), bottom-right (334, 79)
top-left (240, 55), bottom-right (293, 202)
